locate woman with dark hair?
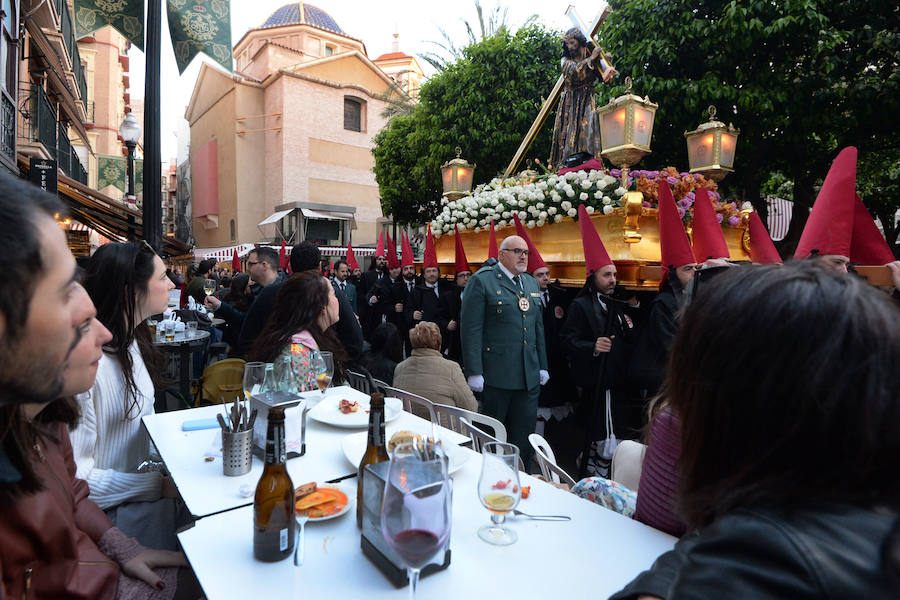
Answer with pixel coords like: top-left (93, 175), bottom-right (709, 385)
top-left (72, 242), bottom-right (180, 548)
top-left (205, 272), bottom-right (253, 349)
top-left (361, 322), bottom-right (403, 385)
top-left (248, 271), bottom-right (347, 389)
top-left (0, 283), bottom-right (187, 598)
top-left (612, 262), bottom-right (900, 599)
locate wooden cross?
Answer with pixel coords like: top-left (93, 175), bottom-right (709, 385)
top-left (502, 3), bottom-right (614, 179)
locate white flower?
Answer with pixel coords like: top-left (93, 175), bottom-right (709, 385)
top-left (539, 211), bottom-right (548, 219)
top-left (580, 192), bottom-right (588, 201)
top-left (586, 206), bottom-right (595, 214)
top-left (518, 199), bottom-right (527, 208)
top-left (474, 226), bottom-right (481, 233)
top-left (536, 219), bottom-right (546, 227)
top-left (547, 177), bottom-right (558, 186)
top-left (594, 190), bottom-right (603, 200)
top-left (561, 201), bottom-right (572, 211)
top-left (527, 205), bottom-right (537, 215)
top-left (603, 175), bottom-right (617, 186)
top-left (603, 205), bottom-right (614, 215)
top-left (581, 180), bottom-right (592, 190)
top-left (565, 172), bottom-right (577, 181)
top-left (463, 217), bottom-right (470, 224)
top-left (565, 189), bottom-right (575, 198)
top-left (741, 201), bottom-right (754, 211)
top-left (536, 202), bottom-right (544, 209)
top-left (518, 211), bottom-right (527, 220)
top-left (491, 198), bottom-right (499, 206)
top-left (550, 192), bottom-right (561, 202)
top-left (615, 186), bottom-right (627, 196)
top-left (526, 221), bottom-right (535, 229)
top-left (547, 206), bottom-right (557, 216)
top-left (498, 219), bottom-right (507, 227)
top-left (602, 196), bottom-right (612, 205)
top-left (567, 208), bottom-right (577, 218)
top-left (554, 214), bottom-right (564, 223)
top-left (502, 211), bottom-right (510, 219)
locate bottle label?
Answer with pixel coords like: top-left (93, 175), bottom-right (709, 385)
top-left (264, 422), bottom-right (286, 464)
top-left (368, 410), bottom-right (385, 446)
top-left (279, 528), bottom-right (288, 551)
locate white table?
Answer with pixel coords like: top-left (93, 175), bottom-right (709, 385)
top-left (178, 446), bottom-right (676, 599)
top-left (143, 387), bottom-right (470, 518)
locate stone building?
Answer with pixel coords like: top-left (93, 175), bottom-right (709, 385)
top-left (186, 2), bottom-right (418, 254)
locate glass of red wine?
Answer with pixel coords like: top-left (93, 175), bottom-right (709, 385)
top-left (381, 440), bottom-right (451, 600)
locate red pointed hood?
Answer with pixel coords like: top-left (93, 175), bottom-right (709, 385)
top-left (576, 205), bottom-right (613, 275)
top-left (423, 227), bottom-right (439, 270)
top-left (488, 220), bottom-right (499, 259)
top-left (850, 194), bottom-right (895, 265)
top-left (512, 214), bottom-right (546, 272)
top-left (346, 242), bottom-right (359, 271)
top-left (658, 181), bottom-right (696, 269)
top-left (231, 249), bottom-right (240, 272)
top-left (691, 187), bottom-right (730, 261)
top-left (279, 240), bottom-right (288, 270)
top-left (385, 231), bottom-right (400, 269)
top-left (401, 231), bottom-right (414, 267)
top-left (747, 211), bottom-right (782, 264)
top-left (453, 226), bottom-right (470, 274)
top-left (375, 230), bottom-right (385, 257)
top-left (795, 147), bottom-right (857, 259)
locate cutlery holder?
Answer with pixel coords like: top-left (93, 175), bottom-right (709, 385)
top-left (222, 428), bottom-right (253, 476)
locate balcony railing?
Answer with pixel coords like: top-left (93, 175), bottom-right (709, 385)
top-left (50, 0), bottom-right (88, 107)
top-left (18, 83), bottom-right (57, 157)
top-left (57, 121), bottom-right (88, 184)
top-left (1, 93), bottom-right (15, 166)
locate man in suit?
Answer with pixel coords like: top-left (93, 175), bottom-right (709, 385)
top-left (368, 233), bottom-right (407, 341)
top-left (460, 235), bottom-right (548, 465)
top-left (332, 259), bottom-right (357, 314)
top-left (407, 268), bottom-right (452, 330)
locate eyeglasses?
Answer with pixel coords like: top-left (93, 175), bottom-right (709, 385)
top-left (501, 248), bottom-right (529, 257)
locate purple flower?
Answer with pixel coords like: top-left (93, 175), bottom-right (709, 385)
top-left (666, 176), bottom-right (678, 185)
top-left (709, 191), bottom-right (720, 200)
top-left (677, 198), bottom-right (691, 209)
top-left (610, 168), bottom-right (622, 177)
top-left (716, 213), bottom-right (724, 224)
top-left (626, 176), bottom-right (633, 188)
top-left (647, 170), bottom-right (660, 178)
top-left (728, 215), bottom-right (741, 226)
top-left (642, 201), bottom-right (652, 208)
top-left (678, 207), bottom-right (687, 218)
top-left (686, 191), bottom-right (696, 200)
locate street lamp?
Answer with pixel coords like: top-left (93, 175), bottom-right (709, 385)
top-left (598, 76), bottom-right (658, 187)
top-left (684, 105), bottom-right (740, 182)
top-left (119, 112), bottom-right (142, 205)
top-left (440, 147), bottom-right (475, 203)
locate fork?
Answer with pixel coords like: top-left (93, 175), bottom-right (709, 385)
top-left (512, 509), bottom-right (571, 521)
top-left (293, 513), bottom-right (309, 566)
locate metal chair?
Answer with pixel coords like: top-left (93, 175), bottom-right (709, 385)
top-left (430, 403), bottom-right (507, 442)
top-left (528, 433), bottom-right (577, 487)
top-left (461, 418), bottom-right (525, 471)
top-left (384, 386), bottom-right (437, 423)
top-left (346, 369), bottom-right (373, 394)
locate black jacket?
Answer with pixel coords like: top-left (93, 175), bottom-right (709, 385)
top-left (628, 280), bottom-right (685, 394)
top-left (405, 280), bottom-right (452, 329)
top-left (438, 286), bottom-right (464, 364)
top-left (369, 276), bottom-right (409, 335)
top-left (611, 503), bottom-right (899, 600)
top-left (539, 284), bottom-right (576, 407)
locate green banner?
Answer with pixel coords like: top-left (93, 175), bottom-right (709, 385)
top-left (73, 0), bottom-right (144, 50)
top-left (166, 0), bottom-right (232, 74)
top-left (98, 155), bottom-right (143, 195)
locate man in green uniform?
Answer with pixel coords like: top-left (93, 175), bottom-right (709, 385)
top-left (461, 235), bottom-right (549, 465)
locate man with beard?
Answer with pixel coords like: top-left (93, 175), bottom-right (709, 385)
top-left (438, 228), bottom-right (469, 365)
top-left (368, 232), bottom-right (408, 347)
top-left (461, 234), bottom-right (548, 465)
top-left (406, 232), bottom-right (451, 332)
top-left (332, 259), bottom-right (357, 315)
top-left (359, 232), bottom-right (387, 338)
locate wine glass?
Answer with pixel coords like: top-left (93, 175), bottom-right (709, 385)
top-left (203, 278), bottom-right (216, 297)
top-left (381, 441), bottom-right (451, 600)
top-left (243, 362), bottom-right (267, 402)
top-left (315, 351), bottom-right (334, 395)
top-left (476, 441), bottom-right (521, 545)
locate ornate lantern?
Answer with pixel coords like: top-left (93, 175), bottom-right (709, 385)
top-left (440, 147), bottom-right (475, 202)
top-left (684, 105), bottom-right (740, 182)
top-left (598, 76), bottom-right (658, 186)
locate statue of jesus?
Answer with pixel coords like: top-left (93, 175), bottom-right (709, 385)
top-left (549, 27), bottom-right (615, 170)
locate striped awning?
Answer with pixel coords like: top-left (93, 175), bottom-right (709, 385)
top-left (194, 244), bottom-right (256, 262)
top-left (766, 196), bottom-right (793, 241)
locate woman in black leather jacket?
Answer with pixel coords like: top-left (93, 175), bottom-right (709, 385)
top-left (612, 262), bottom-right (900, 599)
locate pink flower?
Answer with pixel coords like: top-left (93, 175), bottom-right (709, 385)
top-left (716, 213), bottom-right (724, 224)
top-left (666, 176), bottom-right (678, 185)
top-left (678, 207), bottom-right (687, 218)
top-left (728, 215), bottom-right (741, 226)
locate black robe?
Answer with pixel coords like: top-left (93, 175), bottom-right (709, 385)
top-left (405, 280), bottom-right (452, 329)
top-left (539, 284), bottom-right (577, 407)
top-left (438, 286), bottom-right (464, 365)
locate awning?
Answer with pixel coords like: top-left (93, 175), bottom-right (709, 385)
top-left (194, 243), bottom-right (256, 262)
top-left (301, 208), bottom-right (356, 230)
top-left (258, 208), bottom-right (294, 226)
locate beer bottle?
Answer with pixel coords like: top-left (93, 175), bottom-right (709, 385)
top-left (254, 406), bottom-right (295, 561)
top-left (357, 391), bottom-right (390, 528)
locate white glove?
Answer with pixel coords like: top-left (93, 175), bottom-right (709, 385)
top-left (467, 375), bottom-right (485, 392)
top-left (539, 370), bottom-right (550, 386)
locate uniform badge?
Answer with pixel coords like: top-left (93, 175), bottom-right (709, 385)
top-left (623, 314), bottom-right (634, 329)
top-left (554, 306), bottom-right (564, 319)
top-left (518, 297), bottom-right (530, 312)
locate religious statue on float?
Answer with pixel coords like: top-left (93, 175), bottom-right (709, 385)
top-left (549, 27), bottom-right (617, 170)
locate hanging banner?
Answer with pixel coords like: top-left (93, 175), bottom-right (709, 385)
top-left (166, 0), bottom-right (233, 74)
top-left (73, 0), bottom-right (145, 50)
top-left (98, 155), bottom-right (143, 195)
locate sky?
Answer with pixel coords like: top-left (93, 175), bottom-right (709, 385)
top-left (126, 0), bottom-right (605, 162)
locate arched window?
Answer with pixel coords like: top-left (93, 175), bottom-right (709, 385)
top-left (230, 219), bottom-right (235, 241)
top-left (343, 97), bottom-right (363, 132)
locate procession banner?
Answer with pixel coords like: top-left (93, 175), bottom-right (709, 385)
top-left (166, 0), bottom-right (232, 74)
top-left (98, 155), bottom-right (143, 195)
top-left (74, 0), bottom-right (144, 49)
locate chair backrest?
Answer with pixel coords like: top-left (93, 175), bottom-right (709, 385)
top-left (528, 433), bottom-right (577, 487)
top-left (610, 440), bottom-right (647, 491)
top-left (430, 403), bottom-right (507, 442)
top-left (346, 369), bottom-right (373, 395)
top-left (462, 418), bottom-right (524, 471)
top-left (384, 386), bottom-right (437, 423)
top-left (197, 358), bottom-right (246, 406)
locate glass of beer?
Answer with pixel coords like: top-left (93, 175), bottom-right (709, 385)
top-left (203, 279), bottom-right (216, 297)
top-left (477, 441), bottom-right (521, 545)
top-left (164, 320), bottom-right (176, 341)
top-left (315, 351), bottom-right (333, 394)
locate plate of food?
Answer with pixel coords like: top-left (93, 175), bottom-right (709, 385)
top-left (341, 428), bottom-right (470, 474)
top-left (307, 395), bottom-right (403, 428)
top-left (294, 481), bottom-right (353, 522)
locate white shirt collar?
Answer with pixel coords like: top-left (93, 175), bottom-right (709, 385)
top-left (497, 262), bottom-right (519, 282)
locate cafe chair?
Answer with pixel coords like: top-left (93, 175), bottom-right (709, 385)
top-left (431, 404), bottom-right (507, 442)
top-left (384, 386), bottom-right (438, 424)
top-left (461, 417), bottom-right (525, 471)
top-left (610, 440), bottom-right (647, 492)
top-left (346, 369), bottom-right (373, 394)
top-left (528, 433), bottom-right (578, 488)
top-left (195, 358), bottom-right (246, 407)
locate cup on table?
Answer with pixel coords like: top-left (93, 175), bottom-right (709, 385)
top-left (164, 320), bottom-right (176, 341)
top-left (186, 321), bottom-right (197, 338)
top-left (175, 321), bottom-right (186, 338)
top-left (146, 318), bottom-right (158, 337)
top-left (222, 428), bottom-right (253, 476)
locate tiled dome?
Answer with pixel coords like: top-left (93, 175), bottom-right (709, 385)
top-left (260, 3), bottom-right (345, 36)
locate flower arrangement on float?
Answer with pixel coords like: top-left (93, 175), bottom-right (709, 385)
top-left (430, 165), bottom-right (751, 238)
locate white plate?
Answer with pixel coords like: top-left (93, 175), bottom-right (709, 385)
top-left (341, 427), bottom-right (470, 475)
top-left (294, 483), bottom-right (353, 522)
top-left (307, 396), bottom-right (403, 428)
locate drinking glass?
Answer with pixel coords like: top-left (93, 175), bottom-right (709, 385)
top-left (315, 351), bottom-right (334, 394)
top-left (164, 320), bottom-right (176, 342)
top-left (243, 362), bottom-right (267, 402)
top-left (185, 321), bottom-right (197, 338)
top-left (203, 279), bottom-right (216, 297)
top-left (476, 441), bottom-right (521, 545)
top-left (381, 441), bottom-right (451, 600)
top-left (146, 318), bottom-right (157, 337)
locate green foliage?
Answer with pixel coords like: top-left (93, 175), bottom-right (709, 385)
top-left (373, 24), bottom-right (561, 226)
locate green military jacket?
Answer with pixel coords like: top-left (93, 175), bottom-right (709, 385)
top-left (460, 263), bottom-right (548, 391)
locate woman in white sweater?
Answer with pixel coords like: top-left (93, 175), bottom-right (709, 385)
top-left (73, 241), bottom-right (178, 548)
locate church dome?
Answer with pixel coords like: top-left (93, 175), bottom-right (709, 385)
top-left (260, 3), bottom-right (345, 36)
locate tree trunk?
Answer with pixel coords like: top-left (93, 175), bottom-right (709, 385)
top-left (776, 168), bottom-right (814, 257)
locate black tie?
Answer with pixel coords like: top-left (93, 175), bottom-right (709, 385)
top-left (340, 282), bottom-right (345, 291)
top-left (513, 275), bottom-right (521, 289)
top-left (543, 291), bottom-right (549, 307)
